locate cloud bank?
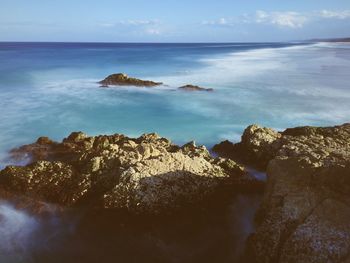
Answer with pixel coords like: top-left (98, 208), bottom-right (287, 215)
top-left (202, 9), bottom-right (350, 29)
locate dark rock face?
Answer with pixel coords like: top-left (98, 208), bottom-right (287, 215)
top-left (0, 188), bottom-right (62, 218)
top-left (99, 73), bottom-right (162, 87)
top-left (0, 132), bottom-right (262, 214)
top-left (178, 84), bottom-right (214, 92)
top-left (215, 123), bottom-right (350, 263)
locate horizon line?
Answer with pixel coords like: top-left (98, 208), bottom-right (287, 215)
top-left (0, 40), bottom-right (312, 44)
top-left (0, 36), bottom-right (349, 44)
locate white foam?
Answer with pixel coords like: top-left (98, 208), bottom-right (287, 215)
top-left (0, 202), bottom-right (38, 257)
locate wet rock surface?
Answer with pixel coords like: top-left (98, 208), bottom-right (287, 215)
top-left (0, 132), bottom-right (262, 214)
top-left (215, 123), bottom-right (350, 263)
top-left (99, 73), bottom-right (163, 87)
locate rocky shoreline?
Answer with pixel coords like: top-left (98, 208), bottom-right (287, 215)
top-left (0, 132), bottom-right (262, 215)
top-left (214, 123), bottom-right (350, 263)
top-left (0, 123), bottom-right (349, 262)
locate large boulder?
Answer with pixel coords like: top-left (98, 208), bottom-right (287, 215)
top-left (0, 132), bottom-right (262, 214)
top-left (215, 123), bottom-right (350, 263)
top-left (99, 73), bottom-right (162, 87)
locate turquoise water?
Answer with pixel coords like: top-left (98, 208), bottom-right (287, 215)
top-left (1, 42), bottom-right (350, 166)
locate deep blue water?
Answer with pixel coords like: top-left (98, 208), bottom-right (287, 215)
top-left (0, 41), bottom-right (350, 262)
top-left (2, 41), bottom-right (350, 166)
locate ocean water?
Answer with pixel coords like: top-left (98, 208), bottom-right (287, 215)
top-left (1, 42), bottom-right (350, 164)
top-left (0, 42), bottom-right (350, 262)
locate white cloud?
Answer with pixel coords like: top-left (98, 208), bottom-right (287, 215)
top-left (318, 10), bottom-right (350, 19)
top-left (202, 9), bottom-right (350, 30)
top-left (202, 17), bottom-right (236, 27)
top-left (99, 19), bottom-right (160, 28)
top-left (255, 11), bottom-right (307, 28)
top-left (117, 19), bottom-right (160, 26)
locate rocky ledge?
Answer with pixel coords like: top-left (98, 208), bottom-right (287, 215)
top-left (0, 132), bottom-right (262, 215)
top-left (178, 84), bottom-right (214, 92)
top-left (99, 73), bottom-right (163, 87)
top-left (214, 123), bottom-right (350, 263)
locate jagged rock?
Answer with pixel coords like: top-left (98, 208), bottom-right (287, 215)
top-left (0, 132), bottom-right (261, 214)
top-left (178, 84), bottom-right (214, 92)
top-left (213, 124), bottom-right (282, 169)
top-left (214, 123), bottom-right (350, 263)
top-left (181, 141), bottom-right (211, 159)
top-left (0, 161), bottom-right (90, 206)
top-left (99, 73), bottom-right (162, 87)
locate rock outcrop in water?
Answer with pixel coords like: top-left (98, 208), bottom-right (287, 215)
top-left (214, 123), bottom-right (350, 263)
top-left (178, 85), bottom-right (214, 92)
top-left (99, 73), bottom-right (162, 87)
top-left (0, 132), bottom-right (262, 214)
top-left (98, 73), bottom-right (215, 93)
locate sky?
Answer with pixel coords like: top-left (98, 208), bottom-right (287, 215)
top-left (1, 0), bottom-right (350, 42)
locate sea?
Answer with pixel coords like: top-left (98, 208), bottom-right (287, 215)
top-left (0, 41), bottom-right (349, 262)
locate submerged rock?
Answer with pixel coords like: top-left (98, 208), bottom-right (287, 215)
top-left (214, 123), bottom-right (350, 263)
top-left (99, 73), bottom-right (162, 87)
top-left (0, 132), bottom-right (262, 214)
top-left (178, 84), bottom-right (214, 92)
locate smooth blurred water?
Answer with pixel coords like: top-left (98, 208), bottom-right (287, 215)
top-left (0, 42), bottom-right (350, 165)
top-left (1, 41), bottom-right (350, 262)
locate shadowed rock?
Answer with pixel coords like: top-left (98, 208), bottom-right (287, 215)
top-left (99, 73), bottom-right (162, 87)
top-left (0, 132), bottom-right (263, 215)
top-left (178, 84), bottom-right (214, 92)
top-left (214, 123), bottom-right (350, 263)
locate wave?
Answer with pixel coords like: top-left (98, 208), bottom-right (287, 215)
top-left (312, 41), bottom-right (350, 49)
top-left (156, 43), bottom-right (317, 87)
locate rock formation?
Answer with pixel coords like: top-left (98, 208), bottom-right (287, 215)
top-left (99, 73), bottom-right (162, 87)
top-left (178, 84), bottom-right (214, 92)
top-left (2, 122), bottom-right (348, 261)
top-left (0, 132), bottom-right (262, 214)
top-left (214, 123), bottom-right (350, 263)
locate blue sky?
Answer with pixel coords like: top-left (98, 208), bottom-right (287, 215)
top-left (1, 0), bottom-right (350, 42)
